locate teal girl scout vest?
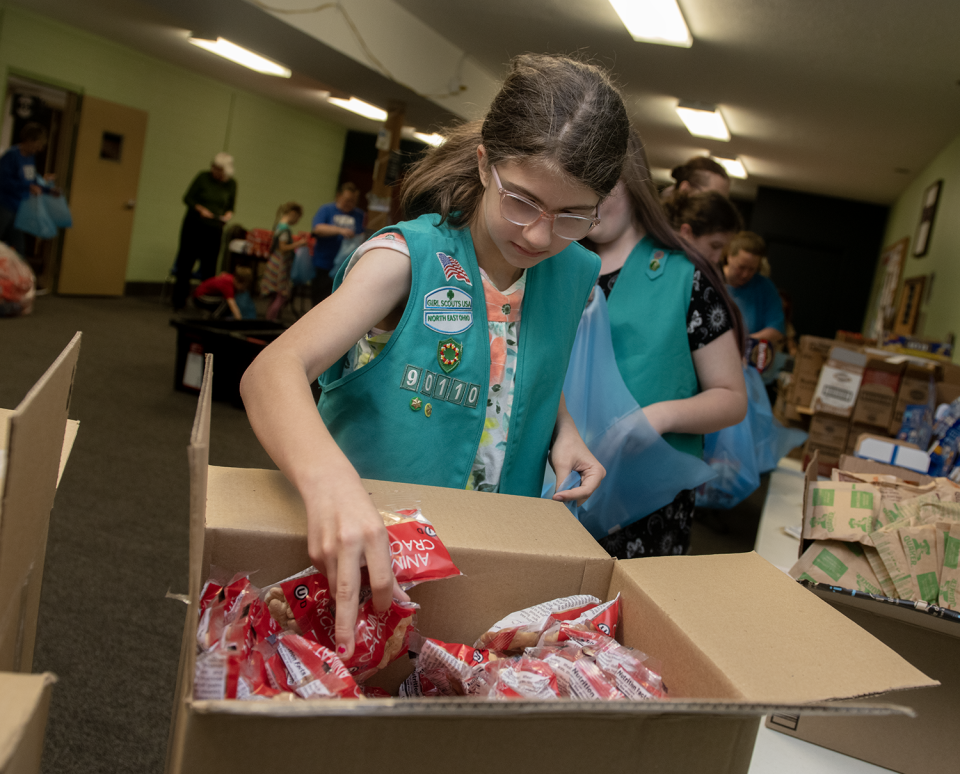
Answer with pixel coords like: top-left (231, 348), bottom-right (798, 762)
top-left (318, 213), bottom-right (600, 496)
top-left (606, 236), bottom-right (702, 459)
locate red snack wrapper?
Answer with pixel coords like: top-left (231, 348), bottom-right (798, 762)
top-left (410, 636), bottom-right (503, 696)
top-left (266, 568), bottom-right (418, 683)
top-left (276, 633), bottom-right (362, 699)
top-left (381, 508), bottom-right (462, 589)
top-left (539, 594), bottom-right (621, 646)
top-left (360, 685), bottom-right (393, 699)
top-left (474, 595), bottom-right (601, 653)
top-left (197, 576), bottom-right (259, 653)
top-left (481, 657), bottom-right (561, 700)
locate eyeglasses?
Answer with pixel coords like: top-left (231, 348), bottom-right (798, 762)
top-left (490, 166), bottom-right (599, 241)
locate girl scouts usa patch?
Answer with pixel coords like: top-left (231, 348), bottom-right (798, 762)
top-left (424, 286), bottom-right (473, 334)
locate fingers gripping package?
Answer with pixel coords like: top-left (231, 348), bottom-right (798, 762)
top-left (264, 567), bottom-right (418, 683)
top-left (192, 505), bottom-right (461, 701)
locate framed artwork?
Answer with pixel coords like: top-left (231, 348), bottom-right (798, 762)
top-left (913, 180), bottom-right (942, 257)
top-left (893, 276), bottom-right (926, 335)
top-left (877, 237), bottom-right (909, 333)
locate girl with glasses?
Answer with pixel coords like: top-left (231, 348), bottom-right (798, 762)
top-left (581, 130), bottom-right (747, 559)
top-left (240, 54), bottom-right (629, 660)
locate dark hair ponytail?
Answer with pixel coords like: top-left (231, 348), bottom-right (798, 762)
top-left (401, 54), bottom-right (630, 226)
top-left (608, 128), bottom-right (745, 353)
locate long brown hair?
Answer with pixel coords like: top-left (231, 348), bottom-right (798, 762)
top-left (401, 54), bottom-right (630, 225)
top-left (592, 128), bottom-right (745, 352)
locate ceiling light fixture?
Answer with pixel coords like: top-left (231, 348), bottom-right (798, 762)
top-left (609, 0), bottom-right (692, 47)
top-left (413, 132), bottom-right (445, 147)
top-left (188, 36), bottom-right (291, 78)
top-left (327, 97), bottom-right (388, 122)
top-left (711, 155), bottom-right (748, 179)
top-left (675, 101), bottom-right (730, 141)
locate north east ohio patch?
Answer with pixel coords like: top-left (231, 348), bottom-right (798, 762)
top-left (423, 286), bottom-right (473, 334)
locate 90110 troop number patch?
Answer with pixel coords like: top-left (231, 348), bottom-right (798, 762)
top-left (400, 364), bottom-right (481, 409)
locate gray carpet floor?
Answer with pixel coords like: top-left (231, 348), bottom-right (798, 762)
top-left (1, 293), bottom-right (763, 773)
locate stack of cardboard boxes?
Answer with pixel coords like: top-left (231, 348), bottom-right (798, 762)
top-left (774, 334), bottom-right (960, 476)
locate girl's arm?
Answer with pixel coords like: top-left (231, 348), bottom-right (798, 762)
top-left (549, 394), bottom-right (606, 505)
top-left (239, 247), bottom-right (412, 659)
top-left (642, 330), bottom-right (748, 436)
top-left (226, 298), bottom-right (242, 320)
top-left (751, 326), bottom-right (784, 344)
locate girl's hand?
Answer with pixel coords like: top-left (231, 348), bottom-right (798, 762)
top-left (549, 394), bottom-right (605, 505)
top-left (303, 476), bottom-right (409, 660)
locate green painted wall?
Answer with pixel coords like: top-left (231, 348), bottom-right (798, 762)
top-left (0, 4), bottom-right (348, 282)
top-left (865, 132), bottom-right (960, 355)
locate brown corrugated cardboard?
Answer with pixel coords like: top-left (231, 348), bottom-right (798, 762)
top-left (889, 363), bottom-right (936, 434)
top-left (790, 372), bottom-right (819, 409)
top-left (769, 450), bottom-right (959, 773)
top-left (166, 360), bottom-right (936, 774)
top-left (0, 672), bottom-right (56, 774)
top-left (808, 413), bottom-right (849, 454)
top-left (766, 586), bottom-right (960, 774)
top-left (0, 333), bottom-right (81, 673)
top-left (852, 359), bottom-right (905, 429)
top-left (813, 347), bottom-right (868, 418)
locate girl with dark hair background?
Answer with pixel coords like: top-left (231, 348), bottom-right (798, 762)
top-left (660, 155), bottom-right (731, 201)
top-left (581, 128), bottom-right (747, 558)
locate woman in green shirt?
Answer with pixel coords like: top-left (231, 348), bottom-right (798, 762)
top-left (172, 152), bottom-right (237, 310)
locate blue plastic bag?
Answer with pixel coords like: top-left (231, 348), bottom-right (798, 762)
top-left (290, 245), bottom-right (315, 285)
top-left (697, 364), bottom-right (807, 509)
top-left (14, 195), bottom-right (56, 239)
top-left (43, 193), bottom-right (72, 228)
top-left (542, 291), bottom-right (716, 539)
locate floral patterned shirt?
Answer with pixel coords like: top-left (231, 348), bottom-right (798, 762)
top-left (598, 267), bottom-right (731, 350)
top-left (341, 233), bottom-right (524, 493)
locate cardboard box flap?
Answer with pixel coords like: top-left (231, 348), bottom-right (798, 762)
top-left (614, 552), bottom-right (936, 703)
top-left (187, 696), bottom-right (914, 720)
top-left (187, 354), bottom-right (214, 611)
top-left (837, 454), bottom-right (935, 486)
top-left (0, 333), bottom-right (80, 673)
top-left (205, 469), bottom-right (610, 563)
top-left (0, 672), bottom-right (56, 770)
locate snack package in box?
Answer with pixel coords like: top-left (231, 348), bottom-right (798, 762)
top-left (378, 505), bottom-right (462, 589)
top-left (898, 525), bottom-right (940, 604)
top-left (940, 523), bottom-right (960, 610)
top-left (803, 482), bottom-right (882, 544)
top-left (790, 540), bottom-right (885, 596)
top-left (275, 633), bottom-right (362, 699)
top-left (474, 595), bottom-right (602, 653)
top-left (538, 595), bottom-right (621, 645)
top-left (479, 657), bottom-right (563, 700)
top-left (411, 635), bottom-right (503, 696)
top-left (264, 567), bottom-right (418, 683)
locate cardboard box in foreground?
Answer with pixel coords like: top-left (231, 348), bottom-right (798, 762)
top-left (0, 334), bottom-right (81, 774)
top-left (166, 360), bottom-right (935, 774)
top-left (768, 453), bottom-right (959, 773)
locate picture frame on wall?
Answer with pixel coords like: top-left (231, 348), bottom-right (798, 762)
top-left (912, 180), bottom-right (942, 257)
top-left (893, 276), bottom-right (927, 335)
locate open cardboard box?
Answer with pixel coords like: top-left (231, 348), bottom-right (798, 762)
top-left (166, 360), bottom-right (935, 774)
top-left (767, 451), bottom-right (959, 773)
top-left (0, 334), bottom-right (81, 773)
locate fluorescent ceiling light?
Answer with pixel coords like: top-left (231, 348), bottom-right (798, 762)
top-left (413, 132), bottom-right (445, 147)
top-left (675, 101), bottom-right (730, 141)
top-left (712, 156), bottom-right (748, 179)
top-left (189, 36), bottom-right (291, 78)
top-left (327, 97), bottom-right (388, 122)
top-left (609, 0), bottom-right (692, 47)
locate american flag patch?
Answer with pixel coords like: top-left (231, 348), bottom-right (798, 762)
top-left (436, 252), bottom-right (472, 285)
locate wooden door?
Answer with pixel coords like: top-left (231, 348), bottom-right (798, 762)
top-left (58, 96), bottom-right (147, 295)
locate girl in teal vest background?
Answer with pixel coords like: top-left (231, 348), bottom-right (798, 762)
top-left (240, 54), bottom-right (629, 659)
top-left (582, 129), bottom-right (748, 559)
